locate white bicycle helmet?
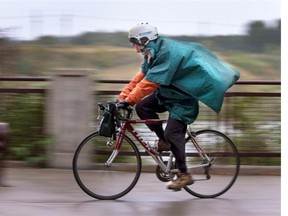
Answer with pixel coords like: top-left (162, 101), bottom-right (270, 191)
top-left (128, 22), bottom-right (158, 46)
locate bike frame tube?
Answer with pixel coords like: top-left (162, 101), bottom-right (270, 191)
top-left (187, 129), bottom-right (212, 163)
top-left (128, 119), bottom-right (167, 124)
top-left (125, 121), bottom-right (170, 172)
top-left (104, 118), bottom-right (211, 174)
top-left (114, 119), bottom-right (172, 173)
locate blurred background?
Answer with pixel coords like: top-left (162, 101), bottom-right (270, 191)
top-left (0, 0), bottom-right (281, 168)
top-left (0, 0), bottom-right (281, 78)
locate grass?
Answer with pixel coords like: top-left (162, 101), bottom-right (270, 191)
top-left (221, 52), bottom-right (280, 80)
top-left (6, 44), bottom-right (281, 83)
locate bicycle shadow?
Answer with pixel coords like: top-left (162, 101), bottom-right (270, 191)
top-left (71, 196), bottom-right (233, 216)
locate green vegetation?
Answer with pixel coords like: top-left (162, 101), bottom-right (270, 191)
top-left (0, 94), bottom-right (51, 167)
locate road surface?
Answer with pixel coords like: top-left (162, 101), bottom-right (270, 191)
top-left (0, 168), bottom-right (281, 216)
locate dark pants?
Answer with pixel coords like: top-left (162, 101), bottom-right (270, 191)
top-left (135, 94), bottom-right (188, 173)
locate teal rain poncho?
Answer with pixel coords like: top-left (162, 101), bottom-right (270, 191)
top-left (141, 36), bottom-right (240, 124)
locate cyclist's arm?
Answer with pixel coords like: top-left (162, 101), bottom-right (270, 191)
top-left (118, 72), bottom-right (145, 101)
top-left (125, 79), bottom-right (159, 106)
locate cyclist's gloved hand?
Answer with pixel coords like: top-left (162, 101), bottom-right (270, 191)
top-left (116, 101), bottom-right (132, 110)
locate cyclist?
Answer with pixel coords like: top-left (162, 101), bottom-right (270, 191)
top-left (118, 22), bottom-right (240, 191)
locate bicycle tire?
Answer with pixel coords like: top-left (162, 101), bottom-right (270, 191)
top-left (73, 131), bottom-right (142, 200)
top-left (184, 129), bottom-right (240, 198)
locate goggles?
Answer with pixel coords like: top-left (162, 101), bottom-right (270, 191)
top-left (129, 37), bottom-right (142, 46)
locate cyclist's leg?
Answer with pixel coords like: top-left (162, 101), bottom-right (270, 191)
top-left (164, 99), bottom-right (199, 190)
top-left (164, 118), bottom-right (188, 173)
top-left (164, 118), bottom-right (194, 190)
top-left (164, 99), bottom-right (199, 173)
top-left (135, 94), bottom-right (167, 140)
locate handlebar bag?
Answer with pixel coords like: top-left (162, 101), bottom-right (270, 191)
top-left (99, 104), bottom-right (116, 137)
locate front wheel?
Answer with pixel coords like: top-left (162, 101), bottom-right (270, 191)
top-left (72, 131), bottom-right (142, 200)
top-left (184, 129), bottom-right (240, 198)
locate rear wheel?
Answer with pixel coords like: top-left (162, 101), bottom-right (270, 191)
top-left (184, 129), bottom-right (240, 198)
top-left (73, 131), bottom-right (142, 200)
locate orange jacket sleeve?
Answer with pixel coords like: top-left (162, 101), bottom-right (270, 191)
top-left (118, 72), bottom-right (145, 101)
top-left (126, 79), bottom-right (160, 106)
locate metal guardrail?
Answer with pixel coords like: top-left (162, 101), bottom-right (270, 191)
top-left (0, 77), bottom-right (281, 97)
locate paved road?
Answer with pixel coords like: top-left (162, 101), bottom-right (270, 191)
top-left (0, 168), bottom-right (281, 216)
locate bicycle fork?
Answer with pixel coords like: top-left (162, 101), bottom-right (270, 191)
top-left (104, 128), bottom-right (126, 167)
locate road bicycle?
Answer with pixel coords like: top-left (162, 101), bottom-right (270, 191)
top-left (72, 101), bottom-right (240, 200)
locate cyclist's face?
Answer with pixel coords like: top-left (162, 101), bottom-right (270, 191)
top-left (131, 43), bottom-right (144, 53)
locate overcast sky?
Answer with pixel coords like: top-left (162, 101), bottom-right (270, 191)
top-left (0, 0), bottom-right (281, 40)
